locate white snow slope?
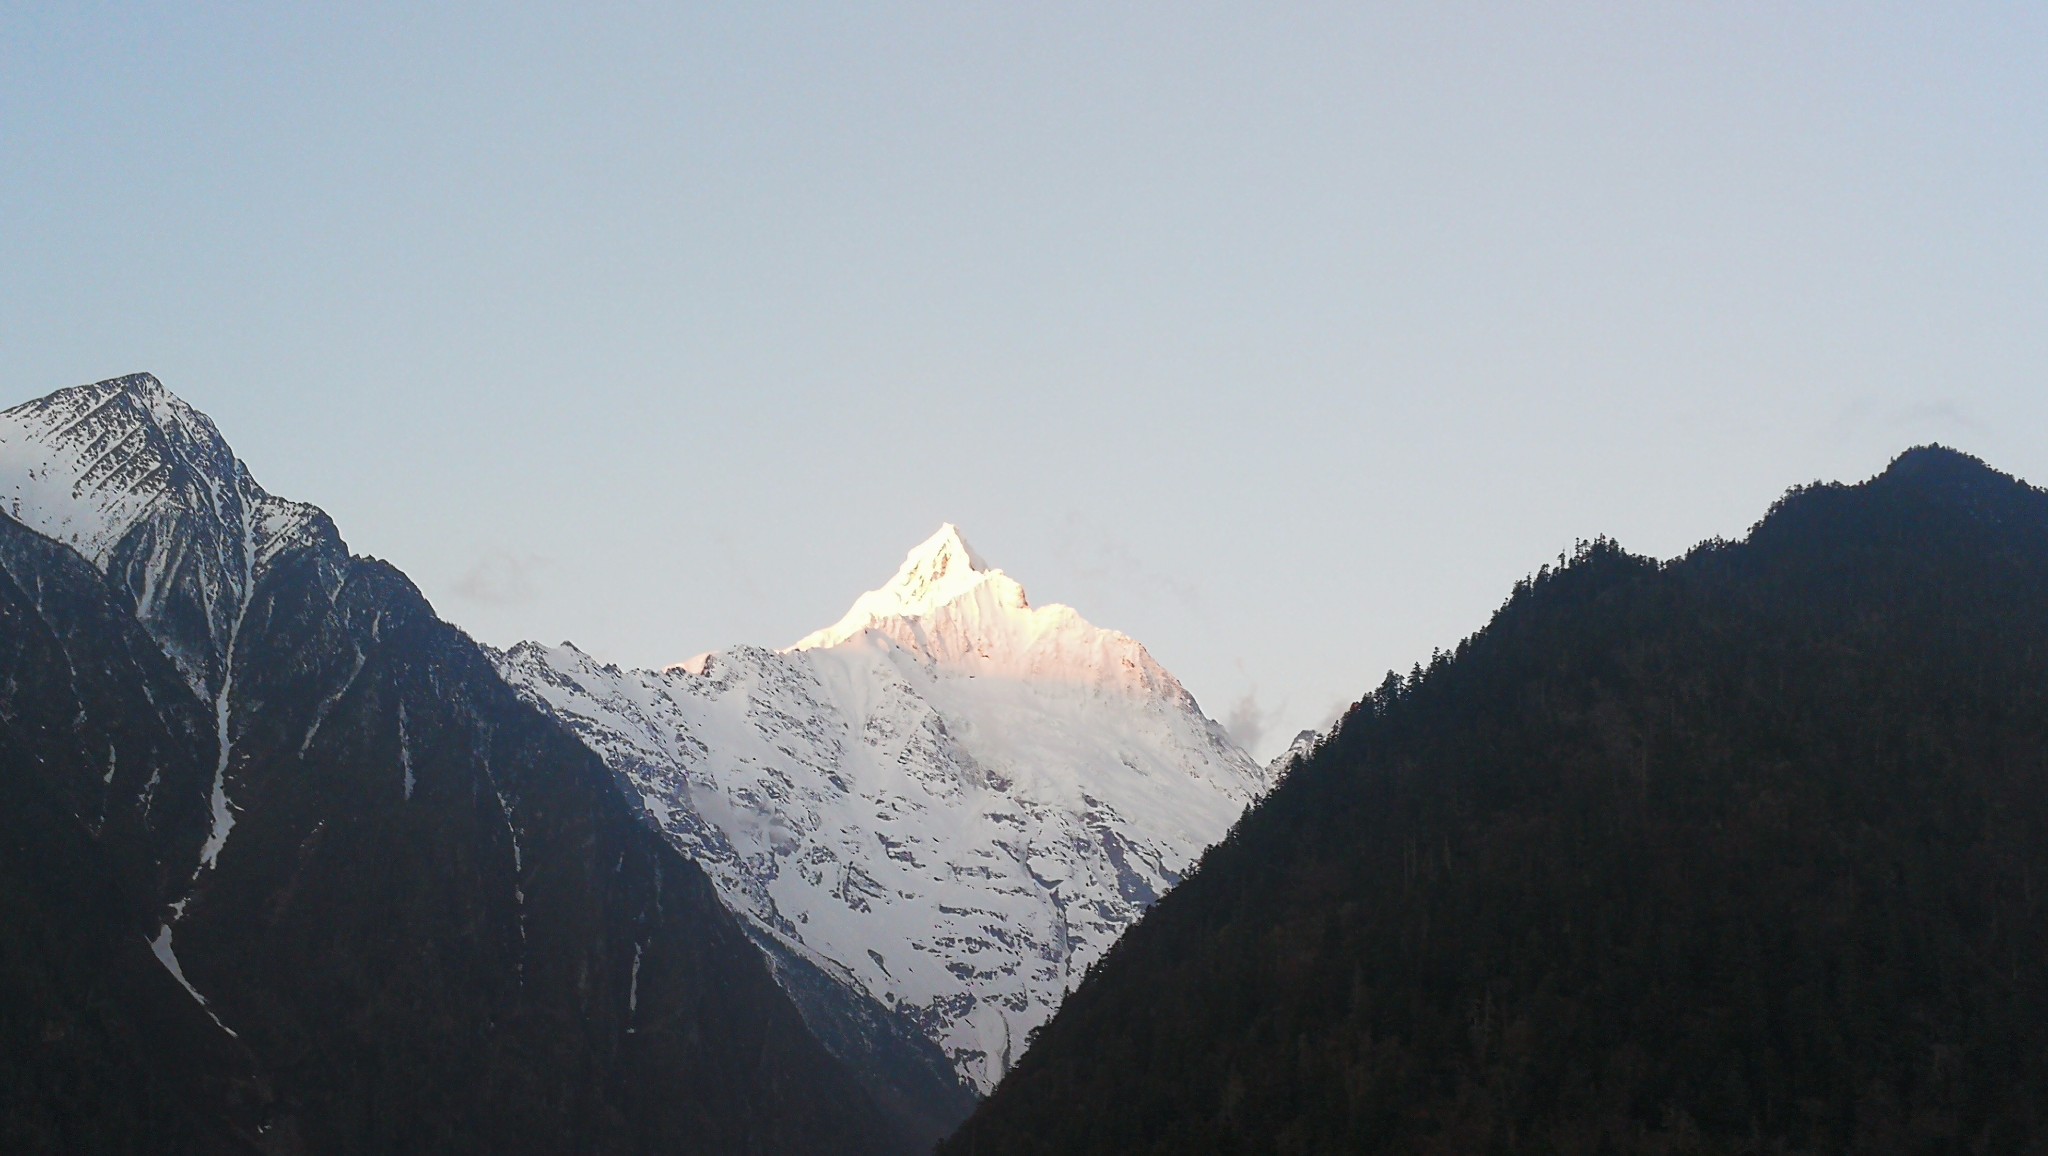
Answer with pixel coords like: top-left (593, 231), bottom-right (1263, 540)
top-left (497, 525), bottom-right (1268, 1090)
top-left (0, 372), bottom-right (325, 699)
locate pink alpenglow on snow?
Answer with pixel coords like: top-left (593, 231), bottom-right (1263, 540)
top-left (496, 524), bottom-right (1268, 1090)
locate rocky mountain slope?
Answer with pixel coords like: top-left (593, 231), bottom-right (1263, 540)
top-left (943, 447), bottom-right (2048, 1154)
top-left (0, 374), bottom-right (915, 1154)
top-left (497, 524), bottom-right (1268, 1093)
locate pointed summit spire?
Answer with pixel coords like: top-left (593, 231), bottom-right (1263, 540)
top-left (887, 523), bottom-right (989, 605)
top-left (789, 524), bottom-right (1008, 651)
top-left (106, 371), bottom-right (168, 398)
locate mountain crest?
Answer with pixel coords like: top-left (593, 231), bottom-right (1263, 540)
top-left (893, 523), bottom-right (990, 600)
top-left (0, 373), bottom-right (336, 698)
top-left (791, 524), bottom-right (1017, 651)
top-left (1878, 443), bottom-right (2012, 491)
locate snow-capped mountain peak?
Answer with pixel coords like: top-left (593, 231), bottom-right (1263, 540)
top-left (788, 524), bottom-right (1187, 709)
top-left (0, 373), bottom-right (334, 697)
top-left (2, 373), bottom-right (219, 565)
top-left (496, 526), bottom-right (1268, 1091)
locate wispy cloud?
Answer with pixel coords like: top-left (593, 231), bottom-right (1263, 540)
top-left (1836, 396), bottom-right (1985, 441)
top-left (1223, 662), bottom-right (1286, 756)
top-left (451, 549), bottom-right (550, 606)
top-left (1049, 511), bottom-right (1205, 611)
top-left (1894, 399), bottom-right (1984, 434)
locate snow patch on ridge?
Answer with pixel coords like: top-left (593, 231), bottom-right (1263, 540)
top-left (148, 923), bottom-right (237, 1038)
top-left (197, 481), bottom-right (258, 873)
top-left (628, 943), bottom-right (644, 1018)
top-left (399, 700), bottom-right (415, 800)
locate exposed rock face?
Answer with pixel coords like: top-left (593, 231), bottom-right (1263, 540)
top-left (1264, 727), bottom-right (1323, 782)
top-left (0, 375), bottom-right (913, 1154)
top-left (0, 372), bottom-right (327, 701)
top-left (498, 524), bottom-right (1268, 1093)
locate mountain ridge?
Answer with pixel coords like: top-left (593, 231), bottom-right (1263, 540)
top-left (0, 373), bottom-right (920, 1154)
top-left (942, 445), bottom-right (2048, 1154)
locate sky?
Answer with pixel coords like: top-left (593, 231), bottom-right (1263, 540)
top-left (4, 3), bottom-right (2045, 758)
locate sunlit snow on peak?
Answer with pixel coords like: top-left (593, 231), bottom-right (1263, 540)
top-left (498, 520), bottom-right (1268, 1091)
top-left (790, 523), bottom-right (1004, 651)
top-left (666, 650), bottom-right (716, 676)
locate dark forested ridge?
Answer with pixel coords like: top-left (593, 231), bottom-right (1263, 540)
top-left (944, 446), bottom-right (2048, 1155)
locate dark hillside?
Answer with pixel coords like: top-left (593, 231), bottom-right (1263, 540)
top-left (0, 373), bottom-right (921, 1153)
top-left (0, 511), bottom-right (267, 1151)
top-left (0, 508), bottom-right (912, 1153)
top-left (944, 447), bottom-right (2048, 1155)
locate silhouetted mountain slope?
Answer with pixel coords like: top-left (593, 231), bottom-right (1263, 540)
top-left (944, 446), bottom-right (2048, 1155)
top-left (0, 509), bottom-right (265, 1152)
top-left (0, 375), bottom-right (912, 1154)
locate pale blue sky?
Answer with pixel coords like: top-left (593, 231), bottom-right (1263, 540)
top-left (4, 4), bottom-right (2044, 756)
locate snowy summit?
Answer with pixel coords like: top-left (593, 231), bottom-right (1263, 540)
top-left (791, 524), bottom-right (993, 651)
top-left (497, 525), bottom-right (1268, 1091)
